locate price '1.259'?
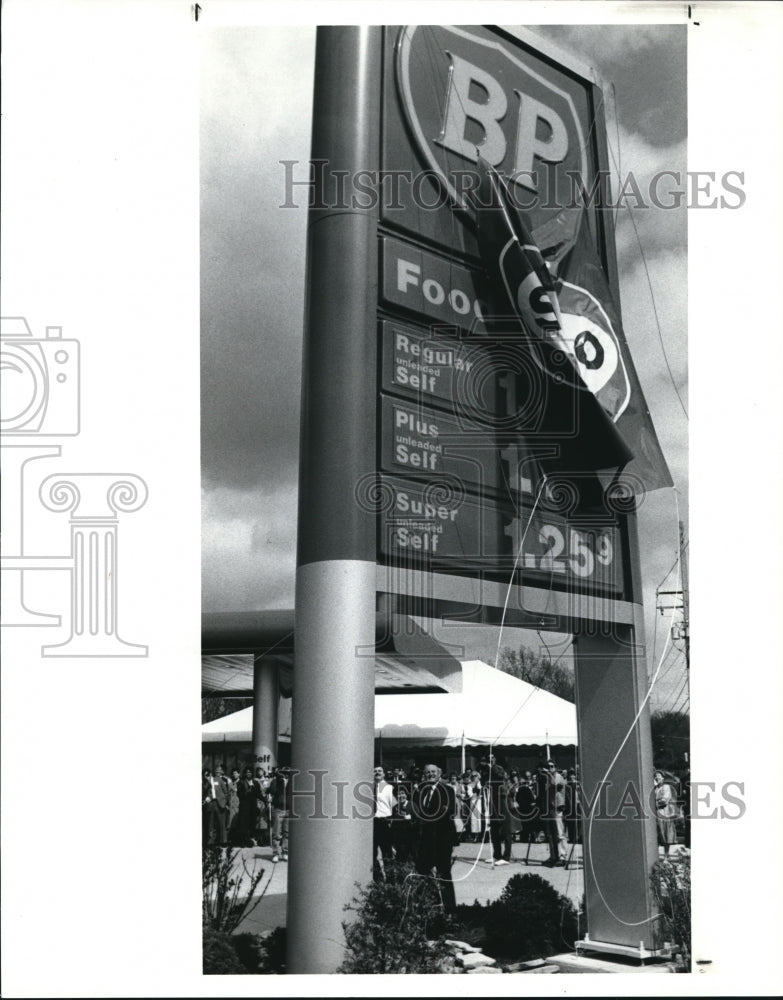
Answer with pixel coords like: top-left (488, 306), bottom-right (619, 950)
top-left (510, 523), bottom-right (614, 578)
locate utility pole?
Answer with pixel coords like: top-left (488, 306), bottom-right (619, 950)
top-left (656, 521), bottom-right (689, 670)
top-left (679, 521), bottom-right (690, 670)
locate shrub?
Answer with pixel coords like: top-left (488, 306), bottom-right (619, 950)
top-left (231, 933), bottom-right (266, 972)
top-left (651, 854), bottom-right (690, 971)
top-left (451, 901), bottom-right (492, 948)
top-left (202, 929), bottom-right (273, 974)
top-left (257, 926), bottom-right (287, 974)
top-left (202, 928), bottom-right (249, 974)
top-left (202, 847), bottom-right (275, 975)
top-left (202, 846), bottom-right (269, 933)
top-left (339, 860), bottom-right (453, 973)
top-left (483, 873), bottom-right (579, 961)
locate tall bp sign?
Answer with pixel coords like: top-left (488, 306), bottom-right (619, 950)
top-left (291, 26), bottom-right (669, 972)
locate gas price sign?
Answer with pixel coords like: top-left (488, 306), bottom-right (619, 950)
top-left (378, 475), bottom-right (624, 594)
top-left (380, 396), bottom-right (504, 494)
top-left (372, 24), bottom-right (631, 605)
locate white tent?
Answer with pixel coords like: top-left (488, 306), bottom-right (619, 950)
top-left (375, 660), bottom-right (576, 747)
top-left (202, 697), bottom-right (292, 743)
top-left (202, 660), bottom-right (576, 748)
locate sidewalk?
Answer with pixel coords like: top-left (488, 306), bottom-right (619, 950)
top-left (231, 838), bottom-right (610, 935)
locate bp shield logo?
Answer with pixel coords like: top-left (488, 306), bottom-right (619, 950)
top-left (395, 25), bottom-right (589, 215)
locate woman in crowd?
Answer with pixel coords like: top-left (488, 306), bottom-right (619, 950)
top-left (564, 768), bottom-right (582, 845)
top-left (390, 784), bottom-right (415, 863)
top-left (505, 769), bottom-right (523, 843)
top-left (457, 771), bottom-right (473, 838)
top-left (466, 769), bottom-right (486, 842)
top-left (236, 765), bottom-right (261, 847)
top-left (227, 768), bottom-right (241, 844)
top-left (654, 769), bottom-right (678, 857)
top-left (515, 771), bottom-right (540, 850)
top-left (255, 767), bottom-right (272, 845)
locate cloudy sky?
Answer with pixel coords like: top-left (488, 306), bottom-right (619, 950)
top-left (201, 23), bottom-right (689, 713)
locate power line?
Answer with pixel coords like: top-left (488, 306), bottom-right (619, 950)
top-left (658, 538), bottom-right (688, 591)
top-left (653, 669), bottom-right (688, 717)
top-left (605, 121), bottom-right (689, 421)
top-left (664, 674), bottom-right (690, 717)
top-left (655, 646), bottom-right (684, 688)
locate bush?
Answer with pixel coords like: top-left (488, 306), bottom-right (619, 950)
top-left (203, 929), bottom-right (275, 974)
top-left (257, 926), bottom-right (287, 974)
top-left (231, 933), bottom-right (266, 972)
top-left (651, 854), bottom-right (690, 971)
top-left (202, 846), bottom-right (268, 934)
top-left (483, 873), bottom-right (579, 961)
top-left (451, 901), bottom-right (490, 949)
top-left (339, 861), bottom-right (453, 973)
top-left (202, 928), bottom-right (249, 974)
top-left (202, 847), bottom-right (275, 975)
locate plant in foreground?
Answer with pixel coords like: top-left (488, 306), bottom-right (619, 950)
top-left (202, 846), bottom-right (269, 933)
top-left (650, 853), bottom-right (691, 972)
top-left (339, 861), bottom-right (453, 973)
top-left (202, 846), bottom-right (272, 974)
top-left (483, 873), bottom-right (579, 962)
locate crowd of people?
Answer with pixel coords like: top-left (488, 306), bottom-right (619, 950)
top-left (373, 755), bottom-right (584, 877)
top-left (202, 764), bottom-right (292, 861)
top-left (203, 754), bottom-right (685, 905)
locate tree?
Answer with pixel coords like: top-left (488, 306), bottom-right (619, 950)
top-left (650, 709), bottom-right (690, 772)
top-left (202, 696), bottom-right (252, 725)
top-left (497, 646), bottom-right (574, 702)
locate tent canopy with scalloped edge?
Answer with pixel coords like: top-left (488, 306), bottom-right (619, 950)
top-left (373, 659), bottom-right (576, 747)
top-left (202, 660), bottom-right (576, 748)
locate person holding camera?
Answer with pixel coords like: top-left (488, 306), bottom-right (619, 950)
top-left (479, 753), bottom-right (509, 865)
top-left (267, 766), bottom-right (293, 862)
top-left (539, 759), bottom-right (567, 866)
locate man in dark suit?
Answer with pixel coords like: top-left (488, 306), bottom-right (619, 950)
top-left (411, 764), bottom-right (460, 913)
top-left (202, 763), bottom-right (230, 846)
top-left (539, 759), bottom-right (567, 866)
top-left (211, 763), bottom-right (230, 846)
top-left (479, 753), bottom-right (509, 865)
top-left (202, 768), bottom-right (215, 846)
top-left (267, 766), bottom-right (293, 862)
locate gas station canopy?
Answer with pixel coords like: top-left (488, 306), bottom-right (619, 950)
top-left (202, 610), bottom-right (463, 696)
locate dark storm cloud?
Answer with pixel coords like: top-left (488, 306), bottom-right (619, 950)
top-left (201, 27), bottom-right (314, 492)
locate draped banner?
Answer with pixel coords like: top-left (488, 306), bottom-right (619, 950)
top-left (471, 157), bottom-right (672, 492)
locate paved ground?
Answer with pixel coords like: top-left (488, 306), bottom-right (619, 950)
top-left (230, 838), bottom-right (688, 936)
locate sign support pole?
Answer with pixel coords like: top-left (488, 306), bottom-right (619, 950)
top-left (252, 658), bottom-right (278, 773)
top-left (288, 27), bottom-right (382, 974)
top-left (573, 508), bottom-right (661, 955)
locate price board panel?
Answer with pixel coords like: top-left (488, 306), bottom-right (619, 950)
top-left (370, 25), bottom-right (634, 607)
